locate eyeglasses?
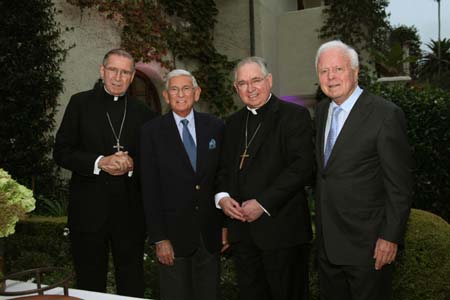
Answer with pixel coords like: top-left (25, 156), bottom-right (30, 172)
top-left (104, 66), bottom-right (133, 77)
top-left (236, 76), bottom-right (267, 90)
top-left (168, 86), bottom-right (195, 95)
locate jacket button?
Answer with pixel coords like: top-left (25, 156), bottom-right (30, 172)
top-left (195, 206), bottom-right (199, 211)
top-left (195, 185), bottom-right (200, 190)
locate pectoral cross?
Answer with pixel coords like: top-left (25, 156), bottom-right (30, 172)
top-left (239, 148), bottom-right (250, 170)
top-left (113, 139), bottom-right (124, 152)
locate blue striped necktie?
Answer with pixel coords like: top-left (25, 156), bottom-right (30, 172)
top-left (181, 119), bottom-right (196, 171)
top-left (324, 106), bottom-right (343, 166)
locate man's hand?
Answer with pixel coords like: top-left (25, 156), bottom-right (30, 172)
top-left (219, 197), bottom-right (246, 221)
top-left (220, 227), bottom-right (230, 253)
top-left (241, 199), bottom-right (264, 222)
top-left (156, 240), bottom-right (175, 266)
top-left (99, 151), bottom-right (133, 175)
top-left (373, 238), bottom-right (398, 270)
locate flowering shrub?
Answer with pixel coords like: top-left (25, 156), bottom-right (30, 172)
top-left (0, 168), bottom-right (35, 238)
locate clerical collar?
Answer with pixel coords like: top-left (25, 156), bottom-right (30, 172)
top-left (104, 86), bottom-right (126, 101)
top-left (246, 93), bottom-right (272, 115)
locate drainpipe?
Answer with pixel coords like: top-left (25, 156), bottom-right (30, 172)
top-left (249, 0), bottom-right (255, 55)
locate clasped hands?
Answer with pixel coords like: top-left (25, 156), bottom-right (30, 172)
top-left (99, 151), bottom-right (133, 176)
top-left (219, 197), bottom-right (264, 222)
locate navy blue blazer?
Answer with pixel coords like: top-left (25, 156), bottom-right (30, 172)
top-left (140, 110), bottom-right (225, 256)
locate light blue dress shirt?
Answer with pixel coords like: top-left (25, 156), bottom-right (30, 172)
top-left (324, 86), bottom-right (363, 152)
top-left (173, 110), bottom-right (197, 146)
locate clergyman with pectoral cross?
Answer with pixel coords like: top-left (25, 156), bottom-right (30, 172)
top-left (53, 49), bottom-right (155, 297)
top-left (215, 56), bottom-right (314, 300)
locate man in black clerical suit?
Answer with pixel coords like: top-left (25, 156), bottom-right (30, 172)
top-left (216, 56), bottom-right (313, 300)
top-left (314, 40), bottom-right (413, 300)
top-left (140, 69), bottom-right (226, 300)
top-left (53, 49), bottom-right (155, 297)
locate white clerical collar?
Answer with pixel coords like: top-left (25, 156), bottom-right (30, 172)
top-left (104, 86), bottom-right (125, 101)
top-left (246, 93), bottom-right (272, 115)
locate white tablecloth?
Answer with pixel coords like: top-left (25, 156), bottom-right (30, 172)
top-left (0, 280), bottom-right (152, 300)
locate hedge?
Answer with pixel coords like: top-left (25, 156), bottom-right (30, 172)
top-left (371, 83), bottom-right (450, 223)
top-left (3, 209), bottom-right (449, 299)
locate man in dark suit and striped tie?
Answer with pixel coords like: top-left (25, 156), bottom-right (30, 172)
top-left (140, 69), bottom-right (226, 300)
top-left (314, 40), bottom-right (414, 300)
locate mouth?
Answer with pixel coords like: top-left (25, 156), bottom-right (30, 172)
top-left (328, 84), bottom-right (340, 89)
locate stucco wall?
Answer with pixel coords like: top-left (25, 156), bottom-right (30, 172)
top-left (53, 0), bottom-right (122, 127)
top-left (214, 0), bottom-right (251, 61)
top-left (277, 7), bottom-right (324, 98)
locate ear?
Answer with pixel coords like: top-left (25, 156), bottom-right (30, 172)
top-left (266, 73), bottom-right (273, 88)
top-left (194, 86), bottom-right (202, 102)
top-left (99, 65), bottom-right (105, 81)
top-left (162, 90), bottom-right (170, 104)
top-left (233, 82), bottom-right (239, 94)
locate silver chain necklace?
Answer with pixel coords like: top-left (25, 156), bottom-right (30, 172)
top-left (106, 96), bottom-right (127, 152)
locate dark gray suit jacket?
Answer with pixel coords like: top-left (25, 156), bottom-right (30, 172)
top-left (315, 90), bottom-right (414, 266)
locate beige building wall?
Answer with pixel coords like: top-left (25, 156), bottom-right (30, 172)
top-left (214, 0), bottom-right (324, 103)
top-left (277, 7), bottom-right (324, 99)
top-left (53, 0), bottom-right (122, 126)
top-left (54, 0), bottom-right (325, 121)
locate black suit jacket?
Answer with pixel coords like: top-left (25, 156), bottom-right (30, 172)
top-left (53, 86), bottom-right (155, 232)
top-left (315, 90), bottom-right (414, 266)
top-left (217, 95), bottom-right (314, 250)
top-left (140, 111), bottom-right (225, 256)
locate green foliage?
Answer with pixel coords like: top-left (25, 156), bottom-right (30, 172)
top-left (0, 169), bottom-right (35, 238)
top-left (418, 38), bottom-right (450, 91)
top-left (393, 209), bottom-right (450, 300)
top-left (319, 0), bottom-right (390, 84)
top-left (388, 25), bottom-right (422, 78)
top-left (4, 216), bottom-right (72, 285)
top-left (0, 0), bottom-right (70, 205)
top-left (67, 0), bottom-right (236, 117)
top-left (6, 211), bottom-right (450, 299)
top-left (370, 83), bottom-right (450, 222)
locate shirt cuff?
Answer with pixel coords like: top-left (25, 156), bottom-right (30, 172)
top-left (214, 192), bottom-right (230, 209)
top-left (257, 201), bottom-right (271, 216)
top-left (93, 155), bottom-right (104, 175)
top-left (128, 170), bottom-right (133, 177)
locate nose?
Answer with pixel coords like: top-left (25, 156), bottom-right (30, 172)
top-left (246, 82), bottom-right (256, 92)
top-left (177, 88), bottom-right (186, 96)
top-left (114, 70), bottom-right (123, 80)
top-left (327, 70), bottom-right (335, 80)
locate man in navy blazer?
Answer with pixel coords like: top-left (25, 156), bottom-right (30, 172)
top-left (140, 69), bottom-right (226, 300)
top-left (314, 40), bottom-right (414, 300)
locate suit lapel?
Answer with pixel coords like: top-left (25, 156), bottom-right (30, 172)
top-left (194, 112), bottom-right (207, 177)
top-left (317, 100), bottom-right (331, 171)
top-left (162, 112), bottom-right (196, 173)
top-left (325, 91), bottom-right (373, 168)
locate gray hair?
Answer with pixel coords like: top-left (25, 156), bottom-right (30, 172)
top-left (234, 56), bottom-right (270, 81)
top-left (103, 48), bottom-right (135, 71)
top-left (315, 40), bottom-right (359, 71)
top-left (165, 69), bottom-right (199, 90)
